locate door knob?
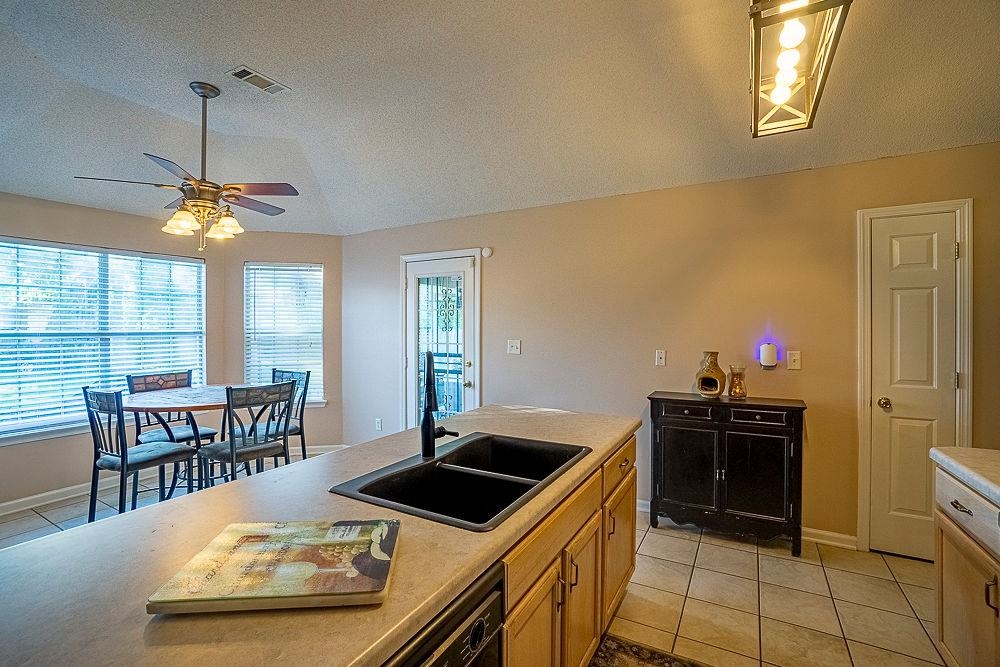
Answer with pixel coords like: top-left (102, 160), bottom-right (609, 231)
top-left (877, 396), bottom-right (892, 410)
top-left (463, 380), bottom-right (473, 388)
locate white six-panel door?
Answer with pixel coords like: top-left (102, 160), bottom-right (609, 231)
top-left (863, 201), bottom-right (970, 559)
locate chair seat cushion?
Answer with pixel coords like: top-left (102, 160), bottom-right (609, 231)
top-left (97, 442), bottom-right (195, 471)
top-left (137, 424), bottom-right (218, 444)
top-left (198, 438), bottom-right (286, 464)
top-left (263, 420), bottom-right (301, 438)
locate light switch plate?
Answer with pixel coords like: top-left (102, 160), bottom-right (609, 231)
top-left (655, 349), bottom-right (665, 366)
top-left (787, 350), bottom-right (802, 370)
top-left (507, 339), bottom-right (521, 355)
top-left (375, 418), bottom-right (383, 431)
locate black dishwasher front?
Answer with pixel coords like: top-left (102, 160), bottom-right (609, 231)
top-left (384, 562), bottom-right (504, 667)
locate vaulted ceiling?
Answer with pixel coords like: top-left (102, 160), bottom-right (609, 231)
top-left (1, 1), bottom-right (998, 235)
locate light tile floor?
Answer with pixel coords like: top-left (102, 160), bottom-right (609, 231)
top-left (609, 511), bottom-right (943, 667)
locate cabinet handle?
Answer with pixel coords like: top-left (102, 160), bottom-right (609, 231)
top-left (556, 575), bottom-right (565, 609)
top-left (608, 511), bottom-right (616, 538)
top-left (986, 576), bottom-right (999, 617)
top-left (570, 559), bottom-right (579, 589)
top-left (618, 457), bottom-right (630, 469)
top-left (951, 499), bottom-right (974, 516)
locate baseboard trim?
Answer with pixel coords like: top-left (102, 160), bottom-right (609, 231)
top-left (0, 444), bottom-right (348, 519)
top-left (638, 500), bottom-right (858, 550)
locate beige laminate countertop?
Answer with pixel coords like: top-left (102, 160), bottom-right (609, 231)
top-left (931, 446), bottom-right (1000, 506)
top-left (0, 405), bottom-right (639, 666)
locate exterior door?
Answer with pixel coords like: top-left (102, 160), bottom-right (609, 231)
top-left (867, 204), bottom-right (960, 559)
top-left (403, 254), bottom-right (480, 428)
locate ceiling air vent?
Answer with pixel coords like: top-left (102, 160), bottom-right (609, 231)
top-left (227, 66), bottom-right (287, 94)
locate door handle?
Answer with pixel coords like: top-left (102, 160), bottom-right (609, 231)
top-left (462, 380), bottom-right (473, 388)
top-left (986, 576), bottom-right (999, 617)
top-left (876, 396), bottom-right (892, 410)
top-left (951, 499), bottom-right (974, 517)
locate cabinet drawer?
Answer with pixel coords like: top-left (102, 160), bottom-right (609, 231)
top-left (658, 402), bottom-right (715, 421)
top-left (936, 468), bottom-right (1000, 557)
top-left (503, 472), bottom-right (601, 611)
top-left (728, 408), bottom-right (788, 426)
top-left (602, 436), bottom-right (636, 499)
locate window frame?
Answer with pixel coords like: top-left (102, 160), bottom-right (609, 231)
top-left (242, 261), bottom-right (325, 405)
top-left (0, 236), bottom-right (207, 445)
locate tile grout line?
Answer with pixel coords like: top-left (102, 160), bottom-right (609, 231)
top-left (669, 527), bottom-right (700, 655)
top-left (757, 540), bottom-right (763, 666)
top-left (817, 542), bottom-right (854, 665)
top-left (881, 552), bottom-right (945, 663)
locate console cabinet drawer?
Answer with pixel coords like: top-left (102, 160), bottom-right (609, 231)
top-left (602, 436), bottom-right (636, 499)
top-left (728, 408), bottom-right (788, 426)
top-left (658, 402), bottom-right (715, 421)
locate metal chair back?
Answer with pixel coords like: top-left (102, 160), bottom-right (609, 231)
top-left (126, 370), bottom-right (193, 438)
top-left (225, 381), bottom-right (296, 450)
top-left (82, 387), bottom-right (130, 467)
top-left (271, 369), bottom-right (310, 422)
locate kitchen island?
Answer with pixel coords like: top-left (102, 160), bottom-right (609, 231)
top-left (0, 405), bottom-right (639, 666)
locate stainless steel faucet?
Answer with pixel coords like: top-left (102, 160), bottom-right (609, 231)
top-left (421, 351), bottom-right (458, 458)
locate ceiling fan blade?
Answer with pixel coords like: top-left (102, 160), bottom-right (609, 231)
top-left (143, 153), bottom-right (196, 182)
top-left (224, 194), bottom-right (285, 216)
top-left (223, 182), bottom-right (299, 196)
top-left (75, 176), bottom-right (179, 189)
top-left (164, 197), bottom-right (184, 209)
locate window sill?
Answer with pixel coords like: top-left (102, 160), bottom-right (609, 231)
top-left (0, 423), bottom-right (94, 447)
top-left (305, 400), bottom-right (328, 409)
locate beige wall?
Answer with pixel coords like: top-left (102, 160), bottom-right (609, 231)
top-left (0, 192), bottom-right (342, 502)
top-left (341, 142), bottom-right (1000, 537)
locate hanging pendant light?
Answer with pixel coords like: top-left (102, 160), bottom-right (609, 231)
top-left (750, 0), bottom-right (852, 137)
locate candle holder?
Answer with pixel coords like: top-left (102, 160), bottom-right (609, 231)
top-left (728, 363), bottom-right (748, 400)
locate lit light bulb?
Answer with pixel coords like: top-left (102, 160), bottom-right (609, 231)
top-left (205, 222), bottom-right (235, 239)
top-left (779, 19), bottom-right (806, 49)
top-left (779, 0), bottom-right (808, 12)
top-left (217, 211), bottom-right (245, 234)
top-left (776, 48), bottom-right (800, 70)
top-left (775, 67), bottom-right (798, 87)
top-left (770, 86), bottom-right (792, 105)
top-left (168, 208), bottom-right (199, 231)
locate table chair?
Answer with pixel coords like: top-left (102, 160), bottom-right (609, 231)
top-left (83, 387), bottom-right (197, 522)
top-left (271, 368), bottom-right (311, 460)
top-left (197, 381), bottom-right (296, 487)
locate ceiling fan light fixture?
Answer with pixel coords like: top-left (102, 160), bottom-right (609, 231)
top-left (205, 221), bottom-right (235, 239)
top-left (161, 221), bottom-right (195, 236)
top-left (168, 208), bottom-right (200, 231)
top-left (750, 0), bottom-right (852, 137)
top-left (217, 210), bottom-right (245, 235)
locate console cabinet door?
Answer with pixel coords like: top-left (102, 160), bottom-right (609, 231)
top-left (722, 430), bottom-right (790, 520)
top-left (937, 512), bottom-right (1000, 667)
top-left (603, 468), bottom-right (637, 629)
top-left (561, 511), bottom-right (602, 667)
top-left (505, 559), bottom-right (562, 667)
top-left (659, 424), bottom-right (719, 510)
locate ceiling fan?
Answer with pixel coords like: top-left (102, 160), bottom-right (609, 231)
top-left (75, 81), bottom-right (298, 250)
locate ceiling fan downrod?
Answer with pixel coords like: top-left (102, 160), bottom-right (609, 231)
top-left (189, 82), bottom-right (220, 182)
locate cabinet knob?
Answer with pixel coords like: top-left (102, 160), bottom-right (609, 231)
top-left (755, 414), bottom-right (762, 421)
top-left (683, 409), bottom-right (690, 415)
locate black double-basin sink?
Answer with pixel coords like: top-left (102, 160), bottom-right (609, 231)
top-left (329, 432), bottom-right (591, 531)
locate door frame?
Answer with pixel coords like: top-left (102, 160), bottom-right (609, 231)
top-left (399, 248), bottom-right (482, 429)
top-left (856, 199), bottom-right (973, 552)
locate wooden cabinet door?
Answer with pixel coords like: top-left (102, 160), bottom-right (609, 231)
top-left (659, 424), bottom-right (719, 510)
top-left (722, 430), bottom-right (790, 520)
top-left (561, 511), bottom-right (602, 667)
top-left (505, 559), bottom-right (562, 667)
top-left (603, 468), bottom-right (637, 630)
top-left (936, 512), bottom-right (1000, 667)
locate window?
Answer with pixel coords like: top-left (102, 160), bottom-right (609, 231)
top-left (243, 263), bottom-right (323, 402)
top-left (0, 238), bottom-right (206, 439)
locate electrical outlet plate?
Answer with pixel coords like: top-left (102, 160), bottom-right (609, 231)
top-left (787, 350), bottom-right (802, 370)
top-left (375, 418), bottom-right (383, 431)
top-left (507, 339), bottom-right (521, 355)
top-left (655, 349), bottom-right (665, 366)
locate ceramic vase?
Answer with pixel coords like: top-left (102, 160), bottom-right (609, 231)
top-left (695, 351), bottom-right (727, 398)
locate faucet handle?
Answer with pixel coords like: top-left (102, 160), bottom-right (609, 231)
top-left (434, 427), bottom-right (459, 438)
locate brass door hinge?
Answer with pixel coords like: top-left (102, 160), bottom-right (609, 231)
top-left (955, 242), bottom-right (960, 260)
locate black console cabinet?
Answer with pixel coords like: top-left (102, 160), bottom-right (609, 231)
top-left (647, 391), bottom-right (807, 556)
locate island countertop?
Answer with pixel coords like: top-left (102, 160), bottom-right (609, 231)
top-left (930, 446), bottom-right (1000, 506)
top-left (0, 405), bottom-right (640, 666)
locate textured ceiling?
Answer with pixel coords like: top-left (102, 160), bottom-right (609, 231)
top-left (1, 1), bottom-right (998, 235)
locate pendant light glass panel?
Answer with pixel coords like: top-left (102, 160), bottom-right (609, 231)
top-left (750, 0), bottom-right (851, 137)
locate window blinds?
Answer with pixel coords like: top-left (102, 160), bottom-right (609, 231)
top-left (0, 239), bottom-right (206, 438)
top-left (243, 263), bottom-right (323, 402)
